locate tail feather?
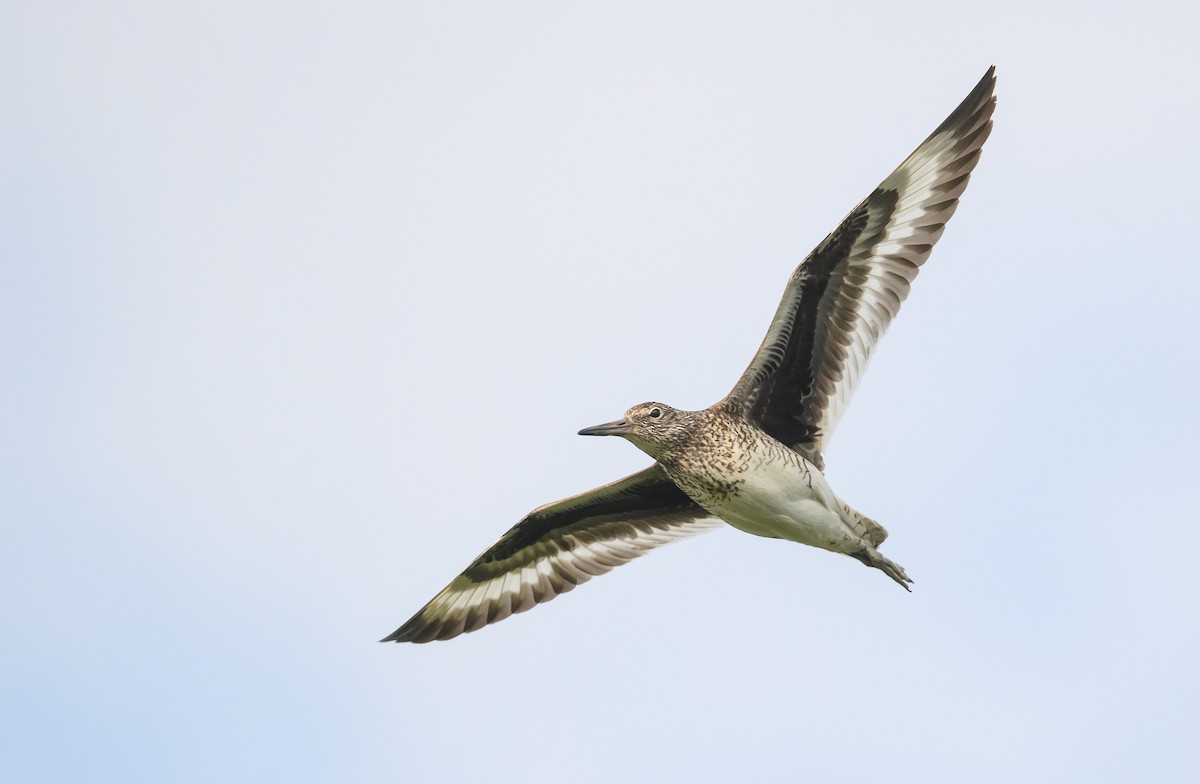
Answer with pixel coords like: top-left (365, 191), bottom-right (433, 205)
top-left (859, 515), bottom-right (888, 548)
top-left (840, 500), bottom-right (889, 547)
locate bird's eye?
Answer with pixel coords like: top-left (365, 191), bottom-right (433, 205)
top-left (649, 407), bottom-right (662, 419)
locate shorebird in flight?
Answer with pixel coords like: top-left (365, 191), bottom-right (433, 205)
top-left (385, 68), bottom-right (996, 643)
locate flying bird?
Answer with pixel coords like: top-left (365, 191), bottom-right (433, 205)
top-left (384, 68), bottom-right (996, 643)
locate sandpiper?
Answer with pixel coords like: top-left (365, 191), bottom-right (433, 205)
top-left (385, 67), bottom-right (996, 643)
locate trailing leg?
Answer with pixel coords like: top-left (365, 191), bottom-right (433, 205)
top-left (850, 547), bottom-right (913, 591)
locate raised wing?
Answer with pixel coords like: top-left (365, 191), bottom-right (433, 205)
top-left (723, 67), bottom-right (996, 469)
top-left (383, 466), bottom-right (723, 643)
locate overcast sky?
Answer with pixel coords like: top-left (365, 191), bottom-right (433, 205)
top-left (3, 1), bottom-right (1199, 782)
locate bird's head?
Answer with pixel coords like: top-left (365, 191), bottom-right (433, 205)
top-left (578, 402), bottom-right (692, 458)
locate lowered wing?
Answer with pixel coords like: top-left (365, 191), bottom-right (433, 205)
top-left (384, 465), bottom-right (722, 643)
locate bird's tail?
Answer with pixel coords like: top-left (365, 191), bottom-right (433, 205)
top-left (839, 500), bottom-right (888, 547)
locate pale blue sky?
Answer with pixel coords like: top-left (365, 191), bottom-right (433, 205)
top-left (3, 2), bottom-right (1198, 782)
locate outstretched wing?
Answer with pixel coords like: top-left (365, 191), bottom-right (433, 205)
top-left (723, 67), bottom-right (997, 469)
top-left (383, 466), bottom-right (722, 643)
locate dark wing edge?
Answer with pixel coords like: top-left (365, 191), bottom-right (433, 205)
top-left (382, 465), bottom-right (722, 643)
top-left (722, 67), bottom-right (997, 468)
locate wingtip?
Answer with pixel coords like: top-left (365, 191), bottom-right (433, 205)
top-left (379, 615), bottom-right (428, 644)
top-left (976, 64), bottom-right (997, 90)
top-left (380, 627), bottom-right (436, 644)
top-left (379, 629), bottom-right (408, 643)
top-left (965, 65), bottom-right (998, 106)
top-left (920, 65), bottom-right (998, 148)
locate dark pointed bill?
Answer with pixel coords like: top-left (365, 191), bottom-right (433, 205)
top-left (578, 419), bottom-right (631, 437)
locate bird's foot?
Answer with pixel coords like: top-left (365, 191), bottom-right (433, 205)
top-left (856, 547), bottom-right (913, 591)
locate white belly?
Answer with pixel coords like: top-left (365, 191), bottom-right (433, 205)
top-left (700, 456), bottom-right (861, 554)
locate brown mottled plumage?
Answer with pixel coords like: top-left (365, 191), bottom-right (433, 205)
top-left (384, 68), bottom-right (995, 643)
